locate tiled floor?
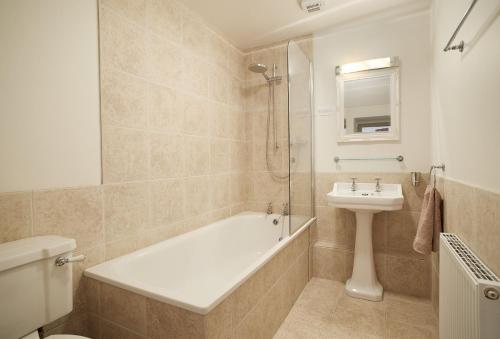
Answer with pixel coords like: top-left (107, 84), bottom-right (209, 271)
top-left (274, 278), bottom-right (438, 339)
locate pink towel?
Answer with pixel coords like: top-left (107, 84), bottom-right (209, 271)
top-left (413, 185), bottom-right (443, 255)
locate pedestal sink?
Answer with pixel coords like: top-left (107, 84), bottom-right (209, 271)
top-left (327, 182), bottom-right (404, 301)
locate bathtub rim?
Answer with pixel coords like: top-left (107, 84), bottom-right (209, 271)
top-left (84, 212), bottom-right (315, 315)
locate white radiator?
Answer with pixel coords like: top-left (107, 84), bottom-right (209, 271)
top-left (439, 233), bottom-right (500, 339)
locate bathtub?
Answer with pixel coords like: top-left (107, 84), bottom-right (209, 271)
top-left (84, 212), bottom-right (314, 315)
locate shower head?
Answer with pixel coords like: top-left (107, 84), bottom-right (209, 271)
top-left (248, 63), bottom-right (268, 74)
top-left (248, 63), bottom-right (271, 80)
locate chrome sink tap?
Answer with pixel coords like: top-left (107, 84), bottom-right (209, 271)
top-left (375, 178), bottom-right (382, 192)
top-left (351, 177), bottom-right (358, 192)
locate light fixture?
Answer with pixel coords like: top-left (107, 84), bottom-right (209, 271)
top-left (335, 57), bottom-right (399, 75)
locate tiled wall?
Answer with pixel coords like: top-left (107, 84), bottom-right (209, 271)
top-left (244, 44), bottom-right (290, 213)
top-left (85, 228), bottom-right (310, 339)
top-left (430, 177), bottom-right (500, 315)
top-left (312, 173), bottom-right (432, 299)
top-left (244, 38), bottom-right (314, 217)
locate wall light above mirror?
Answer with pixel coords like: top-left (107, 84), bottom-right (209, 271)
top-left (336, 56), bottom-right (400, 142)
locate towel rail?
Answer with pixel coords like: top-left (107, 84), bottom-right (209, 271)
top-left (443, 0), bottom-right (479, 52)
top-left (334, 155), bottom-right (404, 163)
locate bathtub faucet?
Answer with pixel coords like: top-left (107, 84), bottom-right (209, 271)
top-left (266, 202), bottom-right (273, 215)
top-left (282, 202), bottom-right (289, 216)
top-left (273, 203), bottom-right (289, 225)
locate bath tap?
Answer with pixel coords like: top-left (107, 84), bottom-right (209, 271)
top-left (273, 203), bottom-right (289, 225)
top-left (266, 202), bottom-right (273, 215)
top-left (375, 178), bottom-right (382, 192)
top-left (282, 202), bottom-right (289, 216)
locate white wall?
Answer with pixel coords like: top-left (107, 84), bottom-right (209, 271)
top-left (431, 0), bottom-right (500, 193)
top-left (313, 11), bottom-right (431, 173)
top-left (0, 0), bottom-right (101, 192)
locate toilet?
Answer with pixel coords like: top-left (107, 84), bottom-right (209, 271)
top-left (0, 236), bottom-right (90, 339)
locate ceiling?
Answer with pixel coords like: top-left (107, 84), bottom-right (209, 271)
top-left (182, 0), bottom-right (431, 50)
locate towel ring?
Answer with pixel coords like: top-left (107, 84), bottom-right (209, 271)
top-left (429, 164), bottom-right (445, 187)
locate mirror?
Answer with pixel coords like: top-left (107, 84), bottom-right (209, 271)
top-left (336, 57), bottom-right (400, 142)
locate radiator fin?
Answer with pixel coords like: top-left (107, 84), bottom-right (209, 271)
top-left (442, 233), bottom-right (499, 282)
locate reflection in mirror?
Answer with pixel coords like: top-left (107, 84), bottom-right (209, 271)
top-left (336, 57), bottom-right (400, 142)
top-left (344, 75), bottom-right (391, 134)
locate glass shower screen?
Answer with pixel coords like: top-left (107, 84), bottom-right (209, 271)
top-left (287, 40), bottom-right (314, 235)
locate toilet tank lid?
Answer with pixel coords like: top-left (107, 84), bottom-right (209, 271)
top-left (0, 236), bottom-right (76, 272)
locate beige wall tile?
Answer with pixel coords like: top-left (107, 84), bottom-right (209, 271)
top-left (101, 69), bottom-right (148, 129)
top-left (312, 244), bottom-right (345, 281)
top-left (103, 182), bottom-right (150, 242)
top-left (33, 187), bottom-right (104, 250)
top-left (183, 97), bottom-right (212, 137)
top-left (146, 0), bottom-right (182, 43)
top-left (99, 6), bottom-right (148, 77)
top-left (184, 136), bottom-right (211, 176)
top-left (250, 172), bottom-right (284, 203)
top-left (208, 66), bottom-right (229, 104)
top-left (210, 139), bottom-right (230, 174)
top-left (314, 173), bottom-right (336, 207)
top-left (181, 54), bottom-right (210, 97)
top-left (233, 307), bottom-right (262, 339)
top-left (207, 32), bottom-right (229, 69)
top-left (102, 126), bottom-right (149, 183)
top-left (0, 192), bottom-right (32, 243)
top-left (101, 318), bottom-right (148, 339)
top-left (227, 109), bottom-right (247, 140)
top-left (211, 102), bottom-right (229, 138)
top-left (230, 173), bottom-right (250, 203)
top-left (74, 245), bottom-right (106, 312)
top-left (145, 34), bottom-right (182, 87)
top-left (204, 294), bottom-right (234, 339)
top-left (100, 283), bottom-right (147, 335)
top-left (150, 133), bottom-right (184, 179)
top-left (147, 83), bottom-right (183, 133)
top-left (184, 176), bottom-right (211, 216)
top-left (150, 179), bottom-right (184, 227)
top-left (210, 175), bottom-right (230, 209)
top-left (146, 298), bottom-right (205, 339)
top-left (386, 255), bottom-right (430, 298)
top-left (230, 141), bottom-right (249, 172)
top-left (386, 211), bottom-right (421, 256)
top-left (473, 187), bottom-right (500, 275)
top-left (314, 206), bottom-right (355, 249)
top-left (105, 235), bottom-right (141, 260)
top-left (84, 277), bottom-right (100, 315)
top-left (100, 0), bottom-right (147, 27)
top-left (252, 140), bottom-right (282, 171)
top-left (182, 12), bottom-right (208, 57)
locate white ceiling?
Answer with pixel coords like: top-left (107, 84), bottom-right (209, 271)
top-left (182, 0), bottom-right (431, 50)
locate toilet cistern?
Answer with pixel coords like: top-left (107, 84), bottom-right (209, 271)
top-left (327, 181), bottom-right (404, 301)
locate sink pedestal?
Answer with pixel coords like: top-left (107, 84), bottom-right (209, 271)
top-left (345, 210), bottom-right (383, 301)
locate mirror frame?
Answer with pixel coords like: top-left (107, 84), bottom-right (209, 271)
top-left (336, 60), bottom-right (400, 143)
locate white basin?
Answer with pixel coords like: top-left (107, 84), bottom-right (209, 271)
top-left (327, 182), bottom-right (403, 212)
top-left (327, 182), bottom-right (404, 301)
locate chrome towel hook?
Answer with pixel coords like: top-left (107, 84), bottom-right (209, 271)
top-left (429, 164), bottom-right (446, 187)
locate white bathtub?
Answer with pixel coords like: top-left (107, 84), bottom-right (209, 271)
top-left (84, 212), bottom-right (313, 314)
